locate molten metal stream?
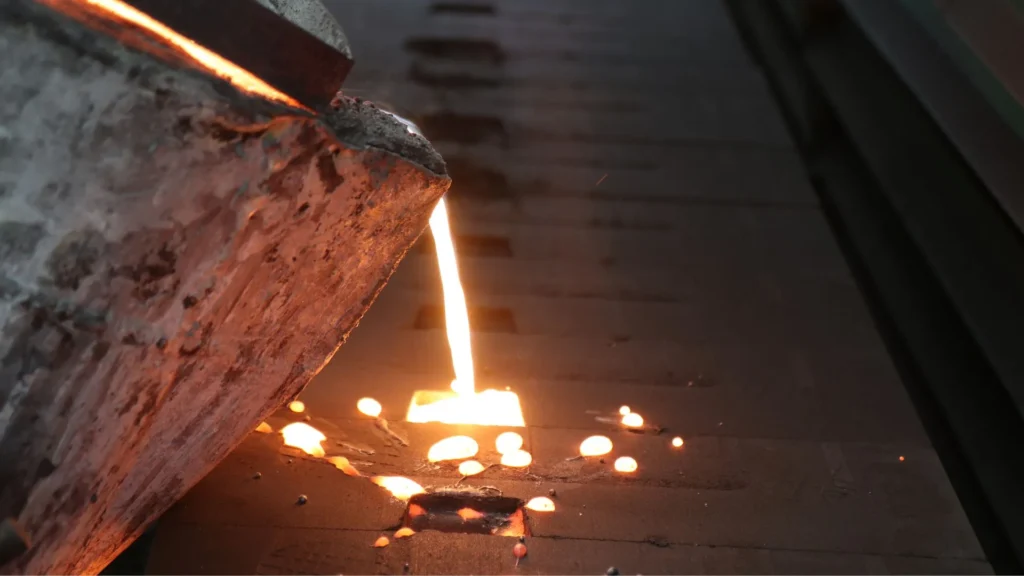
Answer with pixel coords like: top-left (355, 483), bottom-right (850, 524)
top-left (428, 197), bottom-right (475, 396)
top-left (72, 0), bottom-right (302, 107)
top-left (407, 199), bottom-right (525, 426)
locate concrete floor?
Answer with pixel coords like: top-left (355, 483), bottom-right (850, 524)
top-left (146, 0), bottom-right (990, 573)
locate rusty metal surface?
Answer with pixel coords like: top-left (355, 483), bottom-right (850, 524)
top-left (0, 1), bottom-right (446, 573)
top-left (122, 0), bottom-right (353, 109)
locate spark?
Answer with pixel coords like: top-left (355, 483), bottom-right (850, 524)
top-left (357, 397), bottom-right (382, 418)
top-left (427, 436), bottom-right (479, 462)
top-left (513, 542), bottom-right (528, 565)
top-left (327, 456), bottom-right (360, 477)
top-left (672, 437), bottom-right (684, 448)
top-left (372, 477), bottom-right (425, 501)
top-left (621, 412), bottom-right (644, 428)
top-left (458, 460), bottom-right (486, 476)
top-left (288, 400), bottom-right (305, 413)
top-left (280, 422), bottom-right (325, 457)
top-left (614, 456), bottom-right (638, 473)
top-left (525, 497), bottom-right (555, 512)
top-left (254, 422), bottom-right (273, 434)
top-left (496, 432), bottom-right (524, 455)
top-left (580, 435), bottom-right (613, 457)
top-left (500, 449), bottom-right (532, 467)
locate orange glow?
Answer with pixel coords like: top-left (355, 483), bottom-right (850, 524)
top-left (672, 437), bottom-right (684, 448)
top-left (458, 460), bottom-right (486, 476)
top-left (497, 510), bottom-right (528, 538)
top-left (427, 436), bottom-right (479, 462)
top-left (288, 400), bottom-right (305, 413)
top-left (429, 197), bottom-right (474, 396)
top-left (395, 527), bottom-right (415, 539)
top-left (899, 455), bottom-right (905, 462)
top-left (372, 476), bottom-right (425, 501)
top-left (373, 536), bottom-right (390, 548)
top-left (495, 432), bottom-right (524, 455)
top-left (280, 422), bottom-right (326, 457)
top-left (357, 397), bottom-right (383, 418)
top-left (619, 405), bottom-right (631, 415)
top-left (327, 456), bottom-right (361, 477)
top-left (255, 422), bottom-right (273, 434)
top-left (457, 507), bottom-right (485, 521)
top-left (614, 456), bottom-right (638, 473)
top-left (580, 435), bottom-right (613, 457)
top-left (525, 496), bottom-right (555, 512)
top-left (408, 503), bottom-right (426, 517)
top-left (75, 0), bottom-right (300, 107)
top-left (621, 412), bottom-right (644, 428)
top-left (404, 198), bottom-right (526, 427)
top-left (500, 449), bottom-right (532, 468)
top-left (406, 389), bottom-right (524, 427)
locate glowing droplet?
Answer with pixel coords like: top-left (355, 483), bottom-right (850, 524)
top-left (580, 435), bottom-right (613, 457)
top-left (672, 437), bottom-right (684, 448)
top-left (395, 527), bottom-right (415, 539)
top-left (373, 536), bottom-right (390, 548)
top-left (500, 449), bottom-right (532, 467)
top-left (280, 422), bottom-right (325, 457)
top-left (328, 456), bottom-right (360, 477)
top-left (513, 542), bottom-right (528, 558)
top-left (899, 455), bottom-right (905, 462)
top-left (458, 460), bottom-right (485, 476)
top-left (496, 432), bottom-right (524, 455)
top-left (525, 496), bottom-right (555, 512)
top-left (372, 476), bottom-right (425, 501)
top-left (619, 405), bottom-right (631, 415)
top-left (408, 503), bottom-right (426, 517)
top-left (621, 412), bottom-right (644, 428)
top-left (457, 507), bottom-right (484, 521)
top-left (428, 436), bottom-right (479, 462)
top-left (357, 397), bottom-right (382, 418)
top-left (288, 400), bottom-right (305, 413)
top-left (614, 456), bottom-right (638, 473)
top-left (255, 422), bottom-right (273, 434)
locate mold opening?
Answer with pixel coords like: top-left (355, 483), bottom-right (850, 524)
top-left (402, 492), bottom-right (529, 537)
top-left (429, 3), bottom-right (497, 16)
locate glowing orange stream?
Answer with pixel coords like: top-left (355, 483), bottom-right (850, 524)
top-left (428, 197), bottom-right (475, 396)
top-left (406, 199), bottom-right (525, 427)
top-left (73, 0), bottom-right (302, 108)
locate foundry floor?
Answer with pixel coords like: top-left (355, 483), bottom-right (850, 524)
top-left (146, 0), bottom-right (990, 573)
